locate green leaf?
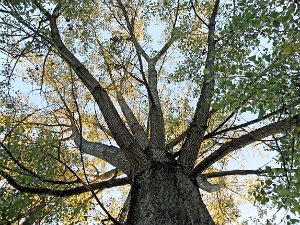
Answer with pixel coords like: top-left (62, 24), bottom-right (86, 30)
top-left (258, 105), bottom-right (265, 118)
top-left (245, 71), bottom-right (254, 77)
top-left (272, 20), bottom-right (280, 27)
top-left (203, 68), bottom-right (209, 75)
top-left (248, 55), bottom-right (256, 62)
top-left (279, 188), bottom-right (290, 196)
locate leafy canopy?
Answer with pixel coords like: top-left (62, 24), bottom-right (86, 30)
top-left (0, 0), bottom-right (299, 224)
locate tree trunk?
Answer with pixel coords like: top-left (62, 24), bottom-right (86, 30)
top-left (126, 162), bottom-right (215, 225)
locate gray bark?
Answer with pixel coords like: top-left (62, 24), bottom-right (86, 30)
top-left (126, 161), bottom-right (215, 225)
top-left (178, 0), bottom-right (220, 171)
top-left (71, 124), bottom-right (131, 174)
top-left (147, 62), bottom-right (167, 160)
top-left (43, 10), bottom-right (149, 171)
top-left (117, 95), bottom-right (149, 149)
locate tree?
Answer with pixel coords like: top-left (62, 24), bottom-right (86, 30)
top-left (0, 0), bottom-right (300, 224)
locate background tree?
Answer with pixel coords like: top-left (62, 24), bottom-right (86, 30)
top-left (0, 0), bottom-right (299, 224)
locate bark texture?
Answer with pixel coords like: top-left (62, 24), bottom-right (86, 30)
top-left (126, 162), bottom-right (214, 225)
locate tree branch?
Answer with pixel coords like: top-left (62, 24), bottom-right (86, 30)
top-left (152, 37), bottom-right (176, 64)
top-left (200, 169), bottom-right (267, 179)
top-left (178, 0), bottom-right (220, 171)
top-left (115, 1), bottom-right (166, 156)
top-left (71, 124), bottom-right (131, 175)
top-left (99, 46), bottom-right (149, 150)
top-left (152, 0), bottom-right (180, 63)
top-left (190, 0), bottom-right (209, 27)
top-left (167, 130), bottom-right (187, 150)
top-left (114, 1), bottom-right (167, 157)
top-left (0, 169), bottom-right (130, 197)
top-left (43, 8), bottom-right (148, 170)
top-left (96, 168), bottom-right (122, 181)
top-left (196, 176), bottom-right (221, 193)
top-left (57, 83), bottom-right (131, 174)
top-left (0, 141), bottom-right (80, 185)
top-left (147, 62), bottom-right (167, 159)
top-left (196, 168), bottom-right (298, 192)
top-left (118, 189), bottom-right (131, 223)
top-left (204, 106), bottom-right (288, 139)
top-left (116, 0), bottom-right (150, 62)
top-left (117, 94), bottom-right (149, 149)
top-left (191, 114), bottom-right (300, 176)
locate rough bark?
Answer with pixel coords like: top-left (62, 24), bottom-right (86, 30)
top-left (178, 0), bottom-right (220, 171)
top-left (147, 62), bottom-right (168, 161)
top-left (71, 124), bottom-right (131, 174)
top-left (117, 95), bottom-right (149, 149)
top-left (39, 7), bottom-right (149, 171)
top-left (126, 161), bottom-right (214, 225)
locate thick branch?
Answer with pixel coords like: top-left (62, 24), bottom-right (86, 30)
top-left (47, 12), bottom-right (148, 170)
top-left (201, 169), bottom-right (267, 179)
top-left (96, 168), bottom-right (122, 181)
top-left (71, 125), bottom-right (131, 174)
top-left (191, 115), bottom-right (300, 176)
top-left (115, 0), bottom-right (166, 158)
top-left (117, 95), bottom-right (149, 149)
top-left (118, 190), bottom-right (131, 223)
top-left (200, 168), bottom-right (297, 179)
top-left (195, 169), bottom-right (279, 192)
top-left (196, 176), bottom-right (221, 193)
top-left (22, 201), bottom-right (47, 225)
top-left (115, 1), bottom-right (166, 158)
top-left (0, 169), bottom-right (130, 197)
top-left (148, 62), bottom-right (167, 160)
top-left (145, 2), bottom-right (182, 154)
top-left (178, 0), bottom-right (220, 170)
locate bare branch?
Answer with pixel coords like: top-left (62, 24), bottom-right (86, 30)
top-left (190, 0), bottom-right (209, 27)
top-left (0, 142), bottom-right (80, 185)
top-left (152, 0), bottom-right (180, 63)
top-left (115, 1), bottom-right (168, 157)
top-left (90, 45), bottom-right (149, 151)
top-left (116, 0), bottom-right (150, 62)
top-left (71, 124), bottom-right (131, 175)
top-left (147, 62), bottom-right (167, 159)
top-left (152, 37), bottom-right (177, 64)
top-left (205, 106), bottom-right (289, 139)
top-left (201, 169), bottom-right (267, 179)
top-left (118, 190), bottom-right (131, 223)
top-left (0, 169), bottom-right (130, 197)
top-left (196, 176), bottom-right (221, 193)
top-left (200, 168), bottom-right (297, 179)
top-left (114, 0), bottom-right (158, 122)
top-left (178, 0), bottom-right (220, 171)
top-left (117, 94), bottom-right (149, 149)
top-left (167, 130), bottom-right (187, 150)
top-left (96, 168), bottom-right (122, 181)
top-left (191, 115), bottom-right (300, 176)
top-left (42, 9), bottom-right (149, 170)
